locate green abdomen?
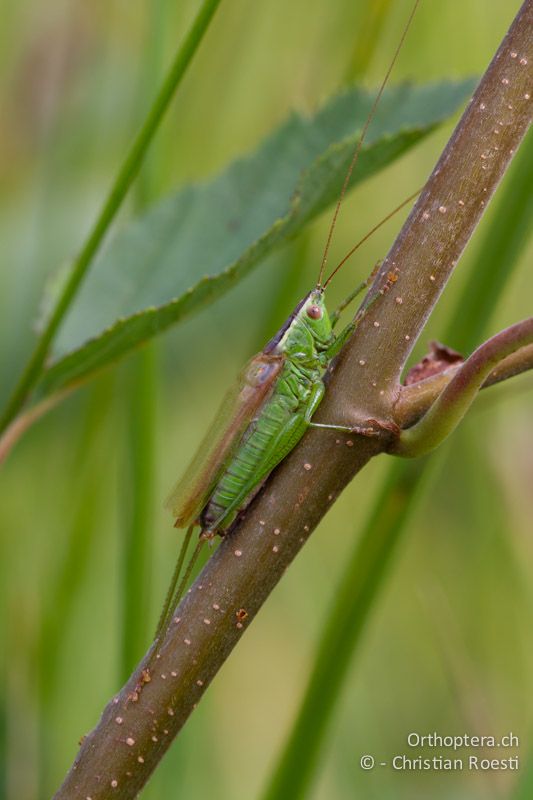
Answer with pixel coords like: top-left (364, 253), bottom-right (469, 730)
top-left (201, 367), bottom-right (311, 532)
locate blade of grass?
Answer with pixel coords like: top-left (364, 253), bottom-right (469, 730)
top-left (118, 0), bottom-right (167, 685)
top-left (261, 457), bottom-right (429, 800)
top-left (120, 347), bottom-right (158, 680)
top-left (261, 115), bottom-right (533, 800)
top-left (0, 0), bottom-right (223, 435)
top-left (344, 0), bottom-right (394, 82)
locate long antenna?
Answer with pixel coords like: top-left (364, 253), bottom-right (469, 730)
top-left (317, 0), bottom-right (421, 287)
top-left (323, 188), bottom-right (420, 288)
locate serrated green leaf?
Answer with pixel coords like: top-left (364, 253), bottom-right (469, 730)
top-left (36, 80), bottom-right (475, 399)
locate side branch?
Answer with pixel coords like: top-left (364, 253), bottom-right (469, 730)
top-left (395, 342), bottom-right (533, 428)
top-left (392, 318), bottom-right (533, 456)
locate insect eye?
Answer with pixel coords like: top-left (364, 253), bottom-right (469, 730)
top-left (307, 304), bottom-right (322, 320)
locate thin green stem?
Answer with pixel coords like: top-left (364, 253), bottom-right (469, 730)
top-left (0, 0), bottom-right (223, 435)
top-left (395, 318), bottom-right (533, 456)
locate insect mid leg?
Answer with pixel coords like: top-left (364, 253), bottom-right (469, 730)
top-left (308, 421), bottom-right (381, 436)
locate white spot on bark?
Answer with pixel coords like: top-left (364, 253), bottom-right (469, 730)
top-left (395, 296), bottom-right (403, 305)
top-left (501, 78), bottom-right (509, 85)
top-left (184, 638), bottom-right (191, 646)
top-left (203, 618), bottom-right (211, 625)
top-left (234, 550), bottom-right (242, 557)
top-left (126, 737), bottom-right (135, 747)
top-left (520, 57), bottom-right (528, 65)
top-left (272, 545), bottom-right (279, 553)
top-left (115, 717), bottom-right (123, 725)
top-left (196, 679), bottom-right (204, 686)
top-left (274, 528), bottom-right (280, 535)
top-left (111, 780), bottom-right (118, 789)
top-left (212, 603), bottom-right (220, 610)
top-left (138, 756), bottom-right (145, 764)
top-left (359, 359), bottom-right (366, 366)
top-left (167, 708), bottom-right (175, 716)
top-left (304, 463), bottom-right (312, 471)
top-left (438, 205), bottom-right (447, 214)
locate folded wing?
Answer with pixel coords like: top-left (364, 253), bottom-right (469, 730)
top-left (166, 352), bottom-right (285, 528)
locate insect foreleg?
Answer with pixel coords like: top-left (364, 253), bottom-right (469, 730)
top-left (322, 320), bottom-right (356, 362)
top-left (329, 280), bottom-right (367, 329)
top-left (304, 381), bottom-right (325, 421)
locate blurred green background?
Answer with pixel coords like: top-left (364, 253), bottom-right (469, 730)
top-left (0, 0), bottom-right (531, 798)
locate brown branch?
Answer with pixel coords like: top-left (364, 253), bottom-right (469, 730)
top-left (54, 3), bottom-right (533, 798)
top-left (331, 0), bottom-right (532, 420)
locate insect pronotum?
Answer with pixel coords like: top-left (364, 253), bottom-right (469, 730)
top-left (158, 0), bottom-right (421, 638)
